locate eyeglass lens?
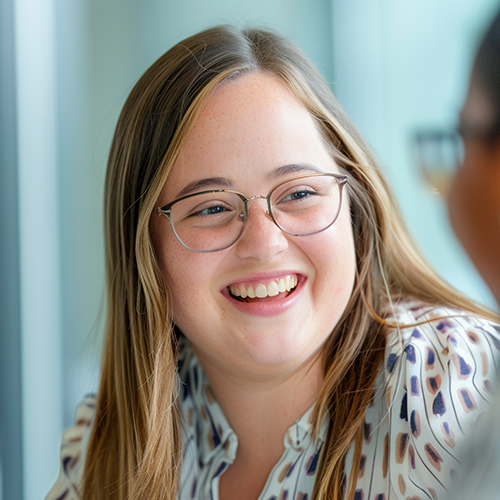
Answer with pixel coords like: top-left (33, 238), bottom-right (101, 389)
top-left (413, 131), bottom-right (463, 197)
top-left (168, 174), bottom-right (343, 251)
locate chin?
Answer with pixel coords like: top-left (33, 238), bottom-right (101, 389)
top-left (238, 331), bottom-right (326, 373)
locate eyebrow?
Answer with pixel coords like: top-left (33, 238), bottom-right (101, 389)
top-left (268, 163), bottom-right (323, 179)
top-left (175, 177), bottom-right (234, 198)
top-left (174, 163), bottom-right (323, 199)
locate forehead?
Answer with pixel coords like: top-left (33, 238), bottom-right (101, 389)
top-left (183, 72), bottom-right (318, 153)
top-left (195, 72), bottom-right (306, 125)
top-left (162, 72), bottom-right (336, 199)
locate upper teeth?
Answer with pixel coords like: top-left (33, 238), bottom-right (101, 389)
top-left (229, 275), bottom-right (298, 299)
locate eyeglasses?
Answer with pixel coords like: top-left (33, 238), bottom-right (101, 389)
top-left (413, 122), bottom-right (500, 197)
top-left (413, 129), bottom-right (463, 197)
top-left (157, 173), bottom-right (348, 252)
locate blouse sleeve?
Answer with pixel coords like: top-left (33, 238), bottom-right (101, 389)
top-left (45, 395), bottom-right (96, 500)
top-left (385, 311), bottom-right (500, 500)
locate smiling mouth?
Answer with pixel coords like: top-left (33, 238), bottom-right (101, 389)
top-left (228, 275), bottom-right (299, 302)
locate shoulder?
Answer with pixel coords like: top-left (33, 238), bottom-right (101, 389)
top-left (383, 299), bottom-right (500, 499)
top-left (45, 395), bottom-right (96, 500)
top-left (384, 299), bottom-right (500, 393)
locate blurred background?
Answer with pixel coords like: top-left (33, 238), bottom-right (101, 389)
top-left (1, 0), bottom-right (499, 498)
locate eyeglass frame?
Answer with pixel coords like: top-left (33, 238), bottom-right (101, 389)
top-left (413, 119), bottom-right (500, 171)
top-left (157, 172), bottom-right (348, 252)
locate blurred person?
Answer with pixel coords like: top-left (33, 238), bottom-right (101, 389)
top-left (45, 26), bottom-right (499, 500)
top-left (448, 9), bottom-right (500, 307)
top-left (444, 9), bottom-right (500, 500)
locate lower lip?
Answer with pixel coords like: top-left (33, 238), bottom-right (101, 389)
top-left (222, 277), bottom-right (306, 317)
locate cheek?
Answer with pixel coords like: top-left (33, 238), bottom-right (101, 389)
top-left (306, 211), bottom-right (356, 299)
top-left (448, 170), bottom-right (473, 238)
top-left (448, 147), bottom-right (494, 241)
top-left (161, 244), bottom-right (225, 331)
top-left (150, 223), bottom-right (198, 323)
top-left (164, 254), bottom-right (205, 319)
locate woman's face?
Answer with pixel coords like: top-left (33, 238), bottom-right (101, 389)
top-left (150, 73), bottom-right (356, 380)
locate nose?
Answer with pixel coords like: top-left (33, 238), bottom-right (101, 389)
top-left (234, 198), bottom-right (289, 261)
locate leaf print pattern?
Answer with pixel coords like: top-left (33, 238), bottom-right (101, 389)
top-left (46, 300), bottom-right (500, 500)
top-left (45, 396), bottom-right (95, 500)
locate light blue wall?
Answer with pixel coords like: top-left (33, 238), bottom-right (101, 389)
top-left (332, 0), bottom-right (500, 308)
top-left (0, 0), bottom-right (22, 498)
top-left (14, 0), bottom-right (64, 498)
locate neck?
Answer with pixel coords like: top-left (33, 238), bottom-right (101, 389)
top-left (194, 349), bottom-right (324, 459)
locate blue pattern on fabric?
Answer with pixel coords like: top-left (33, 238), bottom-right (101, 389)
top-left (427, 348), bottom-right (435, 366)
top-left (306, 451), bottom-right (320, 475)
top-left (387, 353), bottom-right (398, 373)
top-left (46, 300), bottom-right (500, 500)
top-left (459, 389), bottom-right (475, 410)
top-left (428, 377), bottom-right (439, 392)
top-left (354, 489), bottom-right (363, 500)
top-left (410, 410), bottom-right (419, 435)
top-left (400, 393), bottom-right (408, 421)
top-left (405, 344), bottom-right (416, 363)
top-left (457, 355), bottom-right (472, 376)
top-left (433, 391), bottom-right (446, 416)
top-left (411, 329), bottom-right (422, 339)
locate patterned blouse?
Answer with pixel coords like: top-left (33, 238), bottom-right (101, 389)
top-left (46, 300), bottom-right (500, 500)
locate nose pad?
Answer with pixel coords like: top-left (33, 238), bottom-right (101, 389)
top-left (238, 209), bottom-right (272, 219)
top-left (234, 199), bottom-right (288, 259)
top-left (263, 209), bottom-right (273, 221)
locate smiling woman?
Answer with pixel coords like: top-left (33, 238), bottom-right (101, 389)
top-left (46, 26), bottom-right (500, 500)
top-left (150, 74), bottom-right (356, 379)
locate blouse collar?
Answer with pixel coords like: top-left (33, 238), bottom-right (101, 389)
top-left (177, 336), bottom-right (328, 467)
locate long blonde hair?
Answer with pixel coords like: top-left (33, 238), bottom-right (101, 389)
top-left (82, 26), bottom-right (497, 500)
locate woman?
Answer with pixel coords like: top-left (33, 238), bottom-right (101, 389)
top-left (47, 26), bottom-right (499, 500)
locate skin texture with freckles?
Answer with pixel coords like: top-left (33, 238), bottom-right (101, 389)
top-left (150, 72), bottom-right (356, 499)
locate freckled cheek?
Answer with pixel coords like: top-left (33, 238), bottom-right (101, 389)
top-left (299, 244), bottom-right (354, 341)
top-left (163, 251), bottom-right (222, 326)
top-left (151, 224), bottom-right (214, 328)
top-left (305, 222), bottom-right (356, 298)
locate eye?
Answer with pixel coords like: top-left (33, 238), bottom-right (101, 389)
top-left (178, 197), bottom-right (242, 229)
top-left (278, 187), bottom-right (319, 204)
top-left (170, 191), bottom-right (244, 230)
top-left (188, 202), bottom-right (234, 218)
